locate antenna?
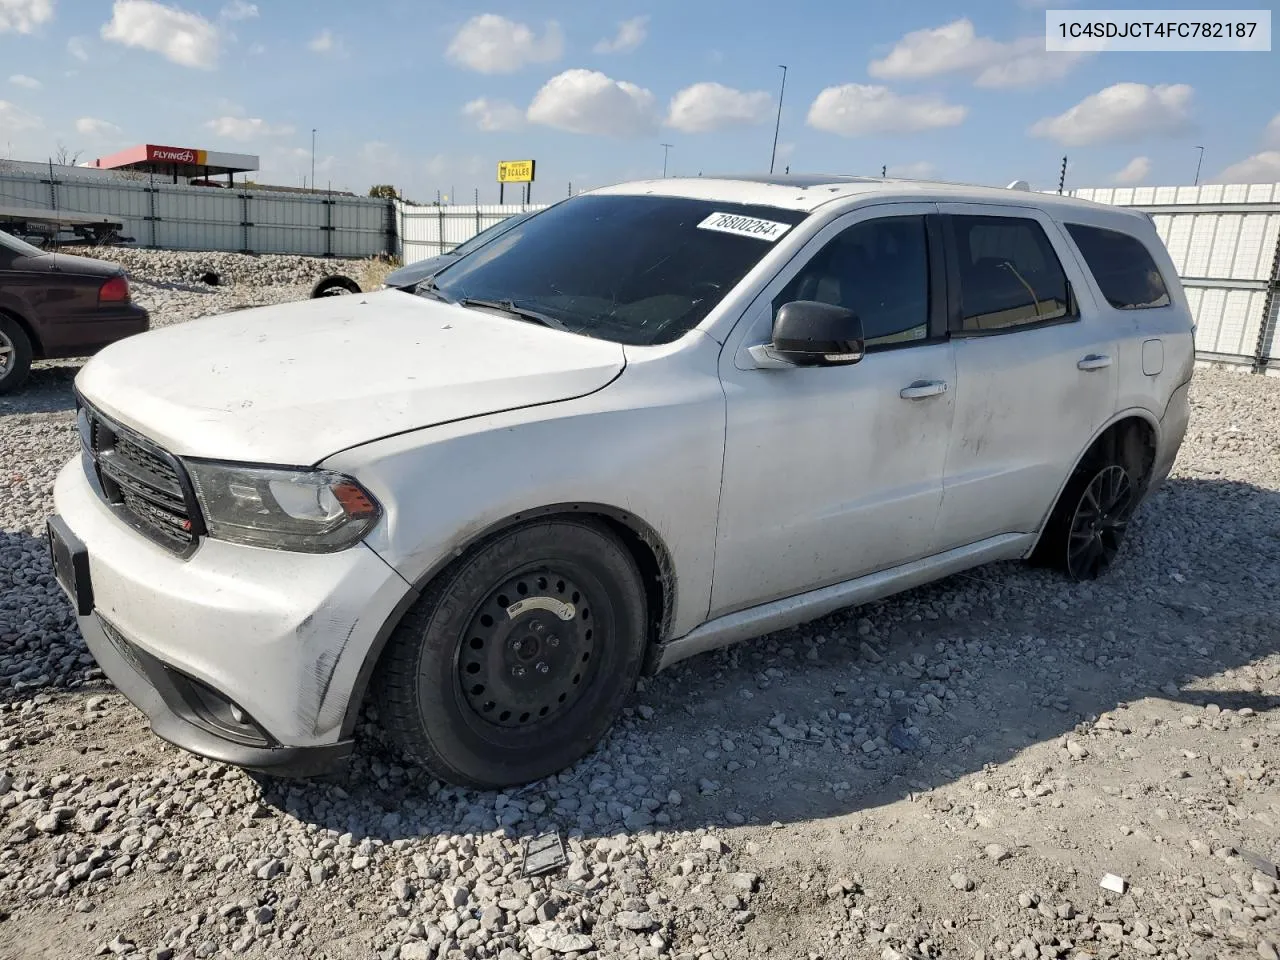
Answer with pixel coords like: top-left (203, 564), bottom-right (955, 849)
top-left (1057, 156), bottom-right (1068, 195)
top-left (1006, 179), bottom-right (1031, 191)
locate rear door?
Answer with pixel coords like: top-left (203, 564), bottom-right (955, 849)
top-left (1060, 219), bottom-right (1194, 419)
top-left (932, 203), bottom-right (1117, 551)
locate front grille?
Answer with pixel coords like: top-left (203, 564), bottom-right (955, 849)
top-left (79, 399), bottom-right (202, 555)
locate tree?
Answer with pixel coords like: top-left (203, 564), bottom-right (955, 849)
top-left (368, 184), bottom-right (399, 199)
top-left (54, 142), bottom-right (83, 166)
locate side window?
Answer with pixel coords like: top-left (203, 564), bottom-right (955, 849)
top-left (951, 215), bottom-right (1071, 332)
top-left (1065, 222), bottom-right (1171, 310)
top-left (774, 215), bottom-right (929, 348)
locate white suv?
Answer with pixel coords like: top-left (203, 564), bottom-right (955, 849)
top-left (49, 175), bottom-right (1193, 788)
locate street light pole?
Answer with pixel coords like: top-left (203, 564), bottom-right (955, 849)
top-left (311, 129), bottom-right (316, 192)
top-left (769, 64), bottom-right (787, 174)
top-left (661, 143), bottom-right (673, 177)
top-left (1194, 145), bottom-right (1205, 186)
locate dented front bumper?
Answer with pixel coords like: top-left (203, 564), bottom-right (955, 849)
top-left (52, 454), bottom-right (413, 769)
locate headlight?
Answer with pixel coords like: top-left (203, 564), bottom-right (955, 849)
top-left (185, 460), bottom-right (381, 553)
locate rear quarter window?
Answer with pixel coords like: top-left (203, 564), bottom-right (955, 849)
top-left (1065, 223), bottom-right (1171, 310)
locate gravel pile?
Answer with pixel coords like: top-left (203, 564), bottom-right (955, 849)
top-left (1, 272), bottom-right (1278, 960)
top-left (61, 247), bottom-right (366, 288)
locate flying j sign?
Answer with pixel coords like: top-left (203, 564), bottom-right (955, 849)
top-left (497, 160), bottom-right (536, 184)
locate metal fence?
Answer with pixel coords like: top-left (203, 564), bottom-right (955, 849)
top-left (0, 162), bottom-right (393, 258)
top-left (1067, 183), bottom-right (1280, 373)
top-left (397, 202), bottom-right (550, 265)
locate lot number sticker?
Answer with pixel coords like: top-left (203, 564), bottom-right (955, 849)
top-left (697, 212), bottom-right (792, 241)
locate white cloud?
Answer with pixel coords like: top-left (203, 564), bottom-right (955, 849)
top-left (462, 97), bottom-right (524, 132)
top-left (887, 161), bottom-right (935, 178)
top-left (66, 36), bottom-right (88, 60)
top-left (0, 100), bottom-right (41, 132)
top-left (1111, 156), bottom-right (1151, 184)
top-left (0, 0), bottom-right (52, 34)
top-left (308, 28), bottom-right (335, 53)
top-left (1218, 152), bottom-right (1280, 184)
top-left (219, 0), bottom-right (256, 19)
top-left (446, 14), bottom-right (562, 74)
top-left (593, 15), bottom-right (648, 54)
top-left (206, 116), bottom-right (294, 140)
top-left (76, 116), bottom-right (122, 137)
top-left (9, 74), bottom-right (41, 89)
top-left (666, 82), bottom-right (771, 133)
top-left (1266, 113), bottom-right (1280, 149)
top-left (869, 18), bottom-right (1086, 90)
top-left (1030, 83), bottom-right (1193, 146)
top-left (527, 68), bottom-right (657, 137)
top-left (807, 83), bottom-right (966, 137)
top-left (101, 0), bottom-right (219, 70)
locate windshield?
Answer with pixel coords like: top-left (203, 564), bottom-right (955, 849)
top-left (426, 194), bottom-right (810, 346)
top-left (0, 228), bottom-right (48, 258)
top-left (450, 212), bottom-right (531, 257)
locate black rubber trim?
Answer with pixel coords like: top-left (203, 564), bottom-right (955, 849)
top-left (80, 614), bottom-right (352, 778)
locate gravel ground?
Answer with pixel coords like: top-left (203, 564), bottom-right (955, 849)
top-left (2, 251), bottom-right (1279, 960)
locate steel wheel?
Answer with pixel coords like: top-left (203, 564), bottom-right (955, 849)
top-left (456, 570), bottom-right (599, 729)
top-left (1066, 464), bottom-right (1134, 580)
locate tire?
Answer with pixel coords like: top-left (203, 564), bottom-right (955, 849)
top-left (372, 518), bottom-right (647, 788)
top-left (310, 275), bottom-right (361, 298)
top-left (0, 315), bottom-right (33, 395)
top-left (1031, 434), bottom-right (1148, 581)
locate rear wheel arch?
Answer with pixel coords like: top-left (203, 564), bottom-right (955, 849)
top-left (1028, 412), bottom-right (1159, 559)
top-left (339, 502), bottom-right (676, 739)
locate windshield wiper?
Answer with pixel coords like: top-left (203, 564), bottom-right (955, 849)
top-left (415, 279), bottom-right (456, 304)
top-left (459, 297), bottom-right (571, 332)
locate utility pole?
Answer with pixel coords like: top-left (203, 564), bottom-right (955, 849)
top-left (1058, 156), bottom-right (1068, 195)
top-left (310, 129), bottom-right (316, 193)
top-left (1194, 145), bottom-right (1205, 186)
top-left (661, 143), bottom-right (673, 177)
top-left (769, 65), bottom-right (787, 174)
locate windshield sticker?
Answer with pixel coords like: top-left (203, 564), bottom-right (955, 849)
top-left (697, 212), bottom-right (792, 242)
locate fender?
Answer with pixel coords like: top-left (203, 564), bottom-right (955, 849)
top-left (337, 501), bottom-right (678, 738)
top-left (0, 293), bottom-right (42, 355)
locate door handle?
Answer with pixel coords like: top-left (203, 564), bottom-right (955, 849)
top-left (900, 379), bottom-right (948, 400)
top-left (1077, 354), bottom-right (1112, 371)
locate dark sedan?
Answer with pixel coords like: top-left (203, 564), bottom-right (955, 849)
top-left (0, 230), bottom-right (149, 393)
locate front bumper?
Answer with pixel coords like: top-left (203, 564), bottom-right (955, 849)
top-left (52, 453), bottom-right (413, 773)
top-left (77, 610), bottom-right (352, 776)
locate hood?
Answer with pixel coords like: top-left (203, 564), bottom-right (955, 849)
top-left (76, 290), bottom-right (625, 464)
top-left (382, 254), bottom-right (454, 290)
top-left (17, 250), bottom-right (124, 278)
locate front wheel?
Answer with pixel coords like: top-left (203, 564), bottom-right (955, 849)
top-left (0, 315), bottom-right (33, 395)
top-left (372, 518), bottom-right (648, 788)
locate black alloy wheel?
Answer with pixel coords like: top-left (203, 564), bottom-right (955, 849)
top-left (1065, 464), bottom-right (1136, 580)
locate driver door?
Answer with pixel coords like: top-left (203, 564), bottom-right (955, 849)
top-left (710, 203), bottom-right (957, 618)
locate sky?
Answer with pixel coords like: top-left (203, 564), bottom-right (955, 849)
top-left (1, 0), bottom-right (1277, 202)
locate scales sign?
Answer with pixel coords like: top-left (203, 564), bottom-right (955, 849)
top-left (497, 160), bottom-right (536, 183)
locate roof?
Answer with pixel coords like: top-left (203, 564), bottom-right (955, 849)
top-left (589, 173), bottom-right (1146, 219)
top-left (87, 144), bottom-right (259, 177)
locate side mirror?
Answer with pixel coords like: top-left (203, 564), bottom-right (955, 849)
top-left (768, 300), bottom-right (865, 366)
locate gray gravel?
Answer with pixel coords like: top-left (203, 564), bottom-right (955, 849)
top-left (2, 249), bottom-right (1279, 960)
